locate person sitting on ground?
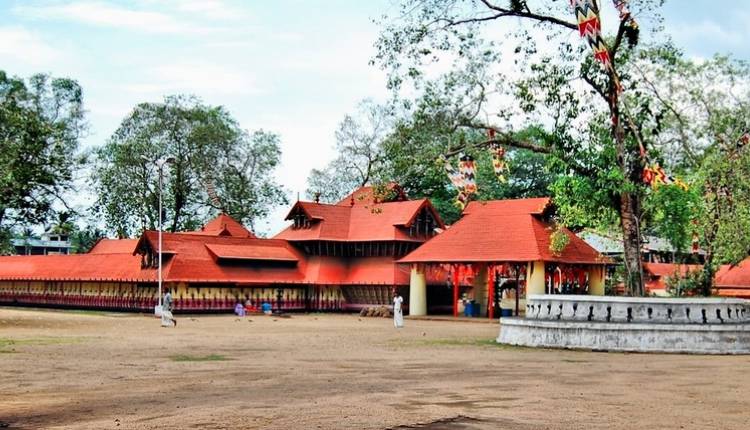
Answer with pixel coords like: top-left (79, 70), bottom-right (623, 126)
top-left (234, 301), bottom-right (246, 317)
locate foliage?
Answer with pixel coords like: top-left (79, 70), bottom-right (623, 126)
top-left (0, 71), bottom-right (85, 248)
top-left (306, 100), bottom-right (392, 203)
top-left (91, 96), bottom-right (286, 237)
top-left (642, 184), bottom-right (701, 257)
top-left (371, 0), bottom-right (750, 296)
top-left (548, 227), bottom-right (570, 256)
top-left (665, 268), bottom-right (703, 297)
top-left (69, 225), bottom-right (105, 254)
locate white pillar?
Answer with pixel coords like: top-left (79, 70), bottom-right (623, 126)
top-left (526, 261), bottom-right (546, 295)
top-left (589, 265), bottom-right (605, 296)
top-left (471, 265), bottom-right (488, 317)
top-left (409, 265), bottom-right (427, 316)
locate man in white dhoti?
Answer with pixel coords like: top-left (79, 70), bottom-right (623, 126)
top-left (393, 292), bottom-right (404, 328)
top-left (161, 288), bottom-right (177, 327)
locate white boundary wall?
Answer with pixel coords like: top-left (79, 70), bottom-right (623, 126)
top-left (498, 295), bottom-right (750, 354)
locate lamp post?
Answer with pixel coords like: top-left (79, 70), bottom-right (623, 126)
top-left (143, 156), bottom-right (175, 316)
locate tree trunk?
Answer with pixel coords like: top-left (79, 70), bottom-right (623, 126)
top-left (620, 192), bottom-right (644, 296)
top-left (610, 83), bottom-right (645, 297)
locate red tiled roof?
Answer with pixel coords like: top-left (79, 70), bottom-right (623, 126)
top-left (399, 197), bottom-right (606, 265)
top-left (643, 263), bottom-right (702, 292)
top-left (138, 231), bottom-right (305, 284)
top-left (88, 238), bottom-right (139, 254)
top-left (715, 258), bottom-right (750, 288)
top-left (275, 197), bottom-right (444, 242)
top-left (644, 263), bottom-right (701, 278)
top-left (302, 256), bottom-right (410, 285)
top-left (0, 253), bottom-right (153, 282)
top-left (181, 213), bottom-right (255, 238)
top-left (336, 183), bottom-right (407, 206)
top-left (205, 243), bottom-right (298, 262)
top-left (462, 197), bottom-right (551, 215)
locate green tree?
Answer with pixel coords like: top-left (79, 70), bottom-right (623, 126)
top-left (70, 225), bottom-right (105, 254)
top-left (634, 54), bottom-right (750, 295)
top-left (0, 71), bottom-right (85, 247)
top-left (381, 106), bottom-right (554, 223)
top-left (306, 99), bottom-right (392, 202)
top-left (91, 95), bottom-right (286, 237)
top-left (372, 0), bottom-right (709, 295)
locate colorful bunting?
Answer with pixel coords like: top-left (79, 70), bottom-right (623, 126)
top-left (490, 144), bottom-right (508, 183)
top-left (487, 128), bottom-right (509, 182)
top-left (642, 163), bottom-right (688, 191)
top-left (572, 0), bottom-right (611, 68)
top-left (459, 155), bottom-right (477, 195)
top-left (442, 155), bottom-right (474, 210)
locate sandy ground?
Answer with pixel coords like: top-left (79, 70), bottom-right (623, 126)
top-left (0, 307), bottom-right (748, 430)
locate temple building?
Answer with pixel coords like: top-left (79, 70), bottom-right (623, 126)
top-left (16, 187), bottom-right (740, 315)
top-left (399, 198), bottom-right (608, 317)
top-left (0, 186), bottom-right (447, 313)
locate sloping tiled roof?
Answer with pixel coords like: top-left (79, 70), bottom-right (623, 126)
top-left (302, 256), bottom-right (410, 285)
top-left (275, 196), bottom-right (444, 242)
top-left (643, 263), bottom-right (702, 292)
top-left (138, 231), bottom-right (305, 284)
top-left (714, 258), bottom-right (750, 298)
top-left (336, 183), bottom-right (407, 206)
top-left (181, 213), bottom-right (255, 238)
top-left (0, 253), bottom-right (153, 282)
top-left (400, 197), bottom-right (606, 265)
top-left (205, 243), bottom-right (299, 262)
top-left (644, 263), bottom-right (701, 278)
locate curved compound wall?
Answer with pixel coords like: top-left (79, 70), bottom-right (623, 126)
top-left (498, 295), bottom-right (750, 354)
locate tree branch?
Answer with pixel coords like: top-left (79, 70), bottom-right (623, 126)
top-left (479, 0), bottom-right (577, 30)
top-left (446, 124), bottom-right (550, 157)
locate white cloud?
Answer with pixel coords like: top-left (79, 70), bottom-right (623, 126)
top-left (172, 0), bottom-right (249, 21)
top-left (14, 1), bottom-right (215, 35)
top-left (0, 26), bottom-right (61, 67)
top-left (124, 62), bottom-right (262, 96)
top-left (668, 19), bottom-right (748, 48)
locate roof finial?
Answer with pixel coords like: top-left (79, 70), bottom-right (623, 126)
top-left (350, 194), bottom-right (355, 206)
top-left (314, 192), bottom-right (321, 204)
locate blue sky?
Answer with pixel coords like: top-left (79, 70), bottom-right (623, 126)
top-left (1, 0), bottom-right (749, 235)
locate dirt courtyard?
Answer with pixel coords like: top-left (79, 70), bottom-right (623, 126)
top-left (1, 307), bottom-right (748, 429)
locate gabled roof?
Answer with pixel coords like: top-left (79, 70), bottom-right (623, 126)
top-left (399, 197), bottom-right (606, 265)
top-left (181, 213), bottom-right (255, 238)
top-left (137, 231), bottom-right (305, 283)
top-left (275, 190), bottom-right (444, 242)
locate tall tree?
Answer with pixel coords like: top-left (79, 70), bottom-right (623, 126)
top-left (91, 95), bottom-right (286, 237)
top-left (211, 130), bottom-right (287, 231)
top-left (0, 71), bottom-right (85, 248)
top-left (374, 0), bottom-right (686, 295)
top-left (305, 99), bottom-right (392, 202)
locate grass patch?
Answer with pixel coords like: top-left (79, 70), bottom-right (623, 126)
top-left (58, 309), bottom-right (120, 316)
top-left (170, 354), bottom-right (231, 362)
top-left (0, 336), bottom-right (86, 352)
top-left (389, 337), bottom-right (524, 350)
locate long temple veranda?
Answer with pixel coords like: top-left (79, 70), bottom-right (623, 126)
top-left (2, 308), bottom-right (748, 430)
